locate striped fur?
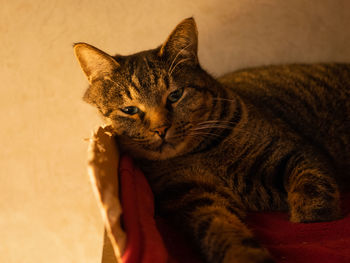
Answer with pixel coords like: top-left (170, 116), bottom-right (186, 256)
top-left (75, 18), bottom-right (350, 263)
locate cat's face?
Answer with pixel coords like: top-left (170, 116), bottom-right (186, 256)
top-left (75, 18), bottom-right (220, 160)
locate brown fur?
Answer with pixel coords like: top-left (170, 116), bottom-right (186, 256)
top-left (74, 18), bottom-right (350, 263)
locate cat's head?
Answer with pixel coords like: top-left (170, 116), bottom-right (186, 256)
top-left (74, 18), bottom-right (222, 160)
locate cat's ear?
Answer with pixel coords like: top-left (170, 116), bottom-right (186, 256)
top-left (74, 43), bottom-right (119, 84)
top-left (159, 17), bottom-right (198, 65)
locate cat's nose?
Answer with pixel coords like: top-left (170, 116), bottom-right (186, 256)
top-left (152, 125), bottom-right (169, 139)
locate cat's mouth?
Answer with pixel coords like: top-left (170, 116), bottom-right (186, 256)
top-left (120, 132), bottom-right (189, 160)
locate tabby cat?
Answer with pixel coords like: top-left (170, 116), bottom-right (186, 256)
top-left (74, 18), bottom-right (350, 263)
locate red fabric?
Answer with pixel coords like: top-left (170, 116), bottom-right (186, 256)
top-left (246, 194), bottom-right (350, 263)
top-left (119, 155), bottom-right (350, 263)
top-left (120, 155), bottom-right (168, 263)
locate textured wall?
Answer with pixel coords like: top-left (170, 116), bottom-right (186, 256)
top-left (1, 0), bottom-right (350, 262)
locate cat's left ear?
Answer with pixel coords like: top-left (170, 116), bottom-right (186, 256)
top-left (159, 17), bottom-right (198, 66)
top-left (74, 43), bottom-right (120, 84)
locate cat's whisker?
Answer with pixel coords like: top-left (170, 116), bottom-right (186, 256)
top-left (192, 125), bottom-right (234, 131)
top-left (188, 132), bottom-right (221, 137)
top-left (213, 98), bottom-right (237, 103)
top-left (195, 123), bottom-right (235, 128)
top-left (195, 122), bottom-right (261, 139)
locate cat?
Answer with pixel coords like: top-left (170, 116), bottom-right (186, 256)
top-left (74, 18), bottom-right (350, 263)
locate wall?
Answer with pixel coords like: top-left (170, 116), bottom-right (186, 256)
top-left (1, 0), bottom-right (350, 262)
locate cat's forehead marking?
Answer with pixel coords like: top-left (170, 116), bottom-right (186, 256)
top-left (127, 83), bottom-right (141, 101)
top-left (131, 72), bottom-right (142, 93)
top-left (124, 56), bottom-right (168, 106)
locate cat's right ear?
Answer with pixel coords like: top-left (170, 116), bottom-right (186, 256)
top-left (73, 43), bottom-right (119, 84)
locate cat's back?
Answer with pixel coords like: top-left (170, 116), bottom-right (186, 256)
top-left (219, 63), bottom-right (350, 111)
top-left (219, 63), bottom-right (350, 184)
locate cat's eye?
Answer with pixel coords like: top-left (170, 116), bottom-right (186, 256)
top-left (167, 88), bottom-right (184, 103)
top-left (121, 106), bottom-right (139, 115)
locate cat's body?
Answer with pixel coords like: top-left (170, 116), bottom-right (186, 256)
top-left (74, 18), bottom-right (350, 263)
top-left (143, 63), bottom-right (350, 210)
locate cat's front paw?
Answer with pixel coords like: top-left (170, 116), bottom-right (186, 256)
top-left (288, 186), bottom-right (341, 223)
top-left (290, 204), bottom-right (341, 223)
top-left (222, 239), bottom-right (275, 263)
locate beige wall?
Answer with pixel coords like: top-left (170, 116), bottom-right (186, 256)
top-left (1, 0), bottom-right (350, 262)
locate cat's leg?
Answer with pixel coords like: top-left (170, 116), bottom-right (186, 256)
top-left (284, 151), bottom-right (341, 223)
top-left (154, 177), bottom-right (274, 263)
top-left (188, 201), bottom-right (274, 263)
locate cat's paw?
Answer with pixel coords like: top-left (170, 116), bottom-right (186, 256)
top-left (222, 239), bottom-right (275, 263)
top-left (288, 186), bottom-right (341, 223)
top-left (290, 204), bottom-right (341, 223)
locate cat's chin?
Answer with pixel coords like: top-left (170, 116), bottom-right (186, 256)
top-left (139, 143), bottom-right (181, 160)
top-left (123, 140), bottom-right (188, 161)
top-left (149, 137), bottom-right (195, 160)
